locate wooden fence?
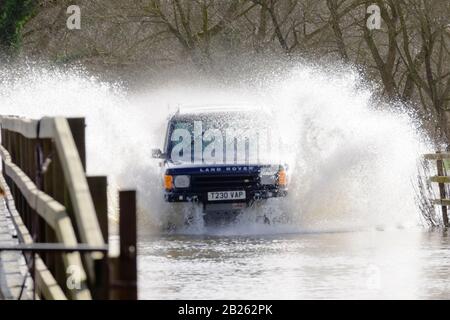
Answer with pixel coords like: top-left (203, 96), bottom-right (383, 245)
top-left (0, 116), bottom-right (137, 299)
top-left (424, 151), bottom-right (450, 228)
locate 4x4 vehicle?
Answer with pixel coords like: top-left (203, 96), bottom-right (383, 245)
top-left (152, 105), bottom-right (288, 222)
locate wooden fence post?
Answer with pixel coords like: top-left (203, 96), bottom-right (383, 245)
top-left (67, 118), bottom-right (86, 172)
top-left (436, 151), bottom-right (449, 227)
top-left (87, 176), bottom-right (108, 244)
top-left (116, 190), bottom-right (137, 300)
top-left (0, 116), bottom-right (142, 299)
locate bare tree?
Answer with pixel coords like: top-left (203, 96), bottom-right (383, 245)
top-left (16, 0), bottom-right (450, 140)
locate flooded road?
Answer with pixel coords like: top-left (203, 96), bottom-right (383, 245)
top-left (1, 65), bottom-right (440, 300)
top-left (138, 229), bottom-right (450, 299)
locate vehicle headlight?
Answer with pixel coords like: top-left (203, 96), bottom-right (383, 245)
top-left (174, 175), bottom-right (190, 188)
top-left (259, 167), bottom-right (277, 185)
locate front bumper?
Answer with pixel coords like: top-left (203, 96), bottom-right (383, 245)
top-left (164, 187), bottom-right (287, 203)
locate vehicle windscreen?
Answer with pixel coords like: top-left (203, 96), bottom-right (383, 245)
top-left (166, 112), bottom-right (276, 164)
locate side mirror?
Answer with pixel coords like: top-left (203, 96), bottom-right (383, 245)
top-left (152, 148), bottom-right (165, 159)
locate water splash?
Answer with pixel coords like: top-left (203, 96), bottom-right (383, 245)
top-left (0, 62), bottom-right (430, 235)
top-left (273, 67), bottom-right (429, 232)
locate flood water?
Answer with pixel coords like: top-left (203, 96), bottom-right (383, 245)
top-left (138, 229), bottom-right (450, 299)
top-left (1, 65), bottom-right (442, 300)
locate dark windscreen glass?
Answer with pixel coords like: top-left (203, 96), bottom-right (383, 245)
top-left (167, 112), bottom-right (272, 162)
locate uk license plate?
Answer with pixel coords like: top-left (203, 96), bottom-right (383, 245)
top-left (207, 190), bottom-right (246, 201)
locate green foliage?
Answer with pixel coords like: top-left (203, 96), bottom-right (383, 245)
top-left (0, 0), bottom-right (36, 53)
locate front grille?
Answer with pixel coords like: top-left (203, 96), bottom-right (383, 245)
top-left (191, 174), bottom-right (259, 191)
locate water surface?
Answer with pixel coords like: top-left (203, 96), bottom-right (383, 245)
top-left (138, 229), bottom-right (450, 299)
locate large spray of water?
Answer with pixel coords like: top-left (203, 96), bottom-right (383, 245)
top-left (0, 63), bottom-right (430, 235)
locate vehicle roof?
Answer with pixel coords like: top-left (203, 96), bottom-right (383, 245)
top-left (172, 104), bottom-right (271, 119)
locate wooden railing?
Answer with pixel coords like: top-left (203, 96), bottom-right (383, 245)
top-left (424, 151), bottom-right (450, 228)
top-left (0, 116), bottom-right (137, 299)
